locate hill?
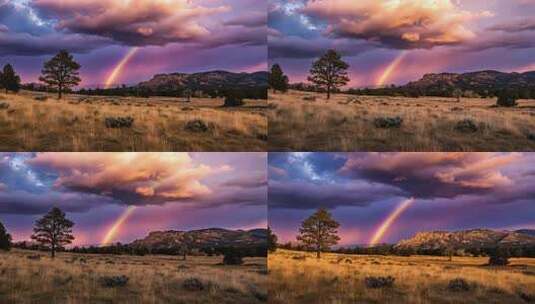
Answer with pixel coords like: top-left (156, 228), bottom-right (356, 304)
top-left (395, 229), bottom-right (535, 251)
top-left (137, 70), bottom-right (268, 96)
top-left (130, 228), bottom-right (267, 250)
top-left (404, 70), bottom-right (535, 97)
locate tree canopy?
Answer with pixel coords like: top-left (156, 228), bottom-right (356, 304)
top-left (297, 208), bottom-right (340, 258)
top-left (0, 64), bottom-right (21, 94)
top-left (308, 49), bottom-right (349, 99)
top-left (269, 64), bottom-right (289, 92)
top-left (39, 50), bottom-right (81, 99)
top-left (31, 207), bottom-right (75, 258)
top-left (0, 221), bottom-right (12, 251)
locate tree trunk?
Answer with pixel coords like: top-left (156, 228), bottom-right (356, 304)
top-left (58, 87), bottom-right (62, 100)
top-left (316, 250), bottom-right (320, 259)
top-left (326, 86), bottom-right (331, 100)
top-left (51, 245), bottom-right (56, 259)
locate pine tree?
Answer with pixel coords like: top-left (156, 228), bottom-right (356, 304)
top-left (268, 226), bottom-right (278, 253)
top-left (297, 208), bottom-right (340, 258)
top-left (1, 64), bottom-right (21, 94)
top-left (308, 49), bottom-right (349, 100)
top-left (31, 207), bottom-right (75, 258)
top-left (0, 221), bottom-right (12, 251)
top-left (39, 50), bottom-right (81, 99)
top-left (269, 64), bottom-right (289, 92)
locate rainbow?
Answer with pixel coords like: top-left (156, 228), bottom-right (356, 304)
top-left (369, 198), bottom-right (415, 246)
top-left (376, 52), bottom-right (407, 87)
top-left (101, 206), bottom-right (137, 246)
top-left (104, 47), bottom-right (139, 89)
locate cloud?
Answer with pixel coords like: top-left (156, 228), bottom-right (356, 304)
top-left (27, 152), bottom-right (224, 206)
top-left (269, 179), bottom-right (403, 209)
top-left (269, 33), bottom-right (373, 59)
top-left (488, 19), bottom-right (535, 33)
top-left (340, 152), bottom-right (520, 199)
top-left (31, 0), bottom-right (230, 46)
top-left (301, 0), bottom-right (481, 49)
top-left (0, 190), bottom-right (115, 214)
top-left (225, 12), bottom-right (266, 28)
top-left (0, 31), bottom-right (111, 56)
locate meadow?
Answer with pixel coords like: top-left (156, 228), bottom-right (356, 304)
top-left (269, 249), bottom-right (535, 304)
top-left (0, 249), bottom-right (267, 304)
top-left (0, 91), bottom-right (267, 151)
top-left (268, 90), bottom-right (535, 151)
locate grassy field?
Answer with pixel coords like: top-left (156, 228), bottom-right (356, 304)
top-left (269, 249), bottom-right (535, 304)
top-left (268, 90), bottom-right (535, 151)
top-left (0, 91), bottom-right (267, 151)
top-left (0, 249), bottom-right (267, 304)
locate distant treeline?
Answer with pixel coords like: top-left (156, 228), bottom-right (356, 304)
top-left (346, 85), bottom-right (535, 99)
top-left (76, 86), bottom-right (268, 100)
top-left (13, 241), bottom-right (267, 257)
top-left (279, 242), bottom-right (535, 258)
top-left (22, 83), bottom-right (267, 100)
top-left (287, 82), bottom-right (535, 99)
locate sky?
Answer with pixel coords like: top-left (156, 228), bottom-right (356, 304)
top-left (0, 152), bottom-right (267, 246)
top-left (269, 152), bottom-right (535, 247)
top-left (0, 0), bottom-right (267, 87)
top-left (268, 0), bottom-right (535, 87)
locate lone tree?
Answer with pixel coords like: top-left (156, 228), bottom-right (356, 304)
top-left (269, 64), bottom-right (289, 92)
top-left (39, 50), bottom-right (81, 99)
top-left (31, 207), bottom-right (75, 258)
top-left (308, 49), bottom-right (349, 100)
top-left (452, 88), bottom-right (463, 103)
top-left (1, 64), bottom-right (21, 94)
top-left (297, 207), bottom-right (340, 258)
top-left (0, 221), bottom-right (12, 251)
top-left (268, 226), bottom-right (278, 253)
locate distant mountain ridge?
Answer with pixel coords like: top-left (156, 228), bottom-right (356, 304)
top-left (395, 229), bottom-right (535, 251)
top-left (130, 228), bottom-right (267, 250)
top-left (138, 70), bottom-right (268, 91)
top-left (405, 70), bottom-right (535, 94)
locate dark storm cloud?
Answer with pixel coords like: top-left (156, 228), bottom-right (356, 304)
top-left (340, 153), bottom-right (519, 200)
top-left (224, 12), bottom-right (266, 28)
top-left (269, 180), bottom-right (403, 209)
top-left (488, 19), bottom-right (535, 33)
top-left (0, 190), bottom-right (115, 214)
top-left (0, 32), bottom-right (112, 56)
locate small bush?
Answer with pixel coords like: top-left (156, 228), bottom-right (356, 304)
top-left (26, 255), bottom-right (41, 260)
top-left (447, 278), bottom-right (471, 292)
top-left (105, 117), bottom-right (134, 128)
top-left (527, 133), bottom-right (535, 141)
top-left (0, 102), bottom-right (9, 109)
top-left (519, 292), bottom-right (535, 302)
top-left (497, 91), bottom-right (518, 107)
top-left (303, 96), bottom-right (316, 102)
top-left (364, 276), bottom-right (395, 289)
top-left (99, 275), bottom-right (129, 288)
top-left (182, 277), bottom-right (204, 291)
top-left (184, 119), bottom-right (212, 133)
top-left (223, 248), bottom-right (244, 265)
top-left (374, 116), bottom-right (403, 128)
top-left (223, 93), bottom-right (245, 107)
top-left (34, 96), bottom-right (48, 102)
top-left (488, 251), bottom-right (510, 266)
top-left (455, 119), bottom-right (478, 133)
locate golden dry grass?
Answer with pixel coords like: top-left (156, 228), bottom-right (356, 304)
top-left (0, 249), bottom-right (267, 304)
top-left (0, 91), bottom-right (267, 151)
top-left (269, 249), bottom-right (535, 304)
top-left (268, 90), bottom-right (535, 151)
